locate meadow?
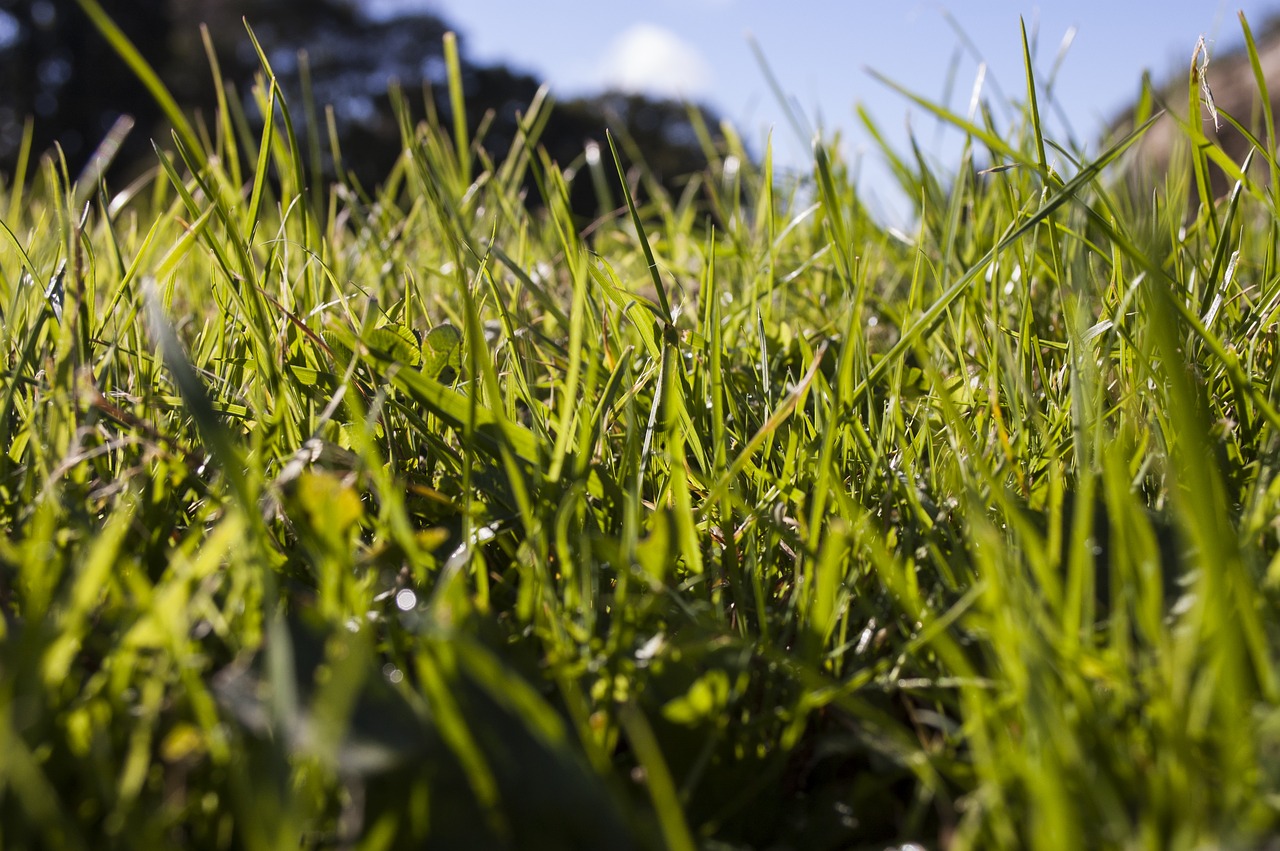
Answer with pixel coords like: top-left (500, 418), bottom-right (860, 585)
top-left (3, 4), bottom-right (1280, 849)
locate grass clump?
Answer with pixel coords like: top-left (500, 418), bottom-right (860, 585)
top-left (4, 8), bottom-right (1280, 850)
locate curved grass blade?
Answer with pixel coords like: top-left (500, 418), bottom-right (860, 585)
top-left (606, 131), bottom-right (673, 323)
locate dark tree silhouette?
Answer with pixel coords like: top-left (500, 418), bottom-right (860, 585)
top-left (0, 0), bottom-right (170, 173)
top-left (553, 91), bottom-right (719, 215)
top-left (0, 0), bottom-right (726, 219)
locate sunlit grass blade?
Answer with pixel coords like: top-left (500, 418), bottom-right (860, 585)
top-left (8, 9), bottom-right (1280, 850)
top-left (606, 131), bottom-right (673, 322)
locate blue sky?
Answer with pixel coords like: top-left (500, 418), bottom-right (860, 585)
top-left (399, 1), bottom-right (1278, 220)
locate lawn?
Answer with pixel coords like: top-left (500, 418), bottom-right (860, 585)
top-left (3, 5), bottom-right (1280, 850)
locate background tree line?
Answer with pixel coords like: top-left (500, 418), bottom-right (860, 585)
top-left (0, 0), bottom-right (726, 217)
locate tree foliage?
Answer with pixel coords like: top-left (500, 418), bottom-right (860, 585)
top-left (0, 0), bottom-right (725, 217)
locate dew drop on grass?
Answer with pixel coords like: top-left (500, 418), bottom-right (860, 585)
top-left (395, 588), bottom-right (417, 611)
top-left (635, 633), bottom-right (665, 665)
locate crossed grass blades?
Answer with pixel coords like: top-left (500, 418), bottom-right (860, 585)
top-left (3, 4), bottom-right (1280, 849)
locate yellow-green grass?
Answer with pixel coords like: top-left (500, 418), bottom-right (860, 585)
top-left (3, 6), bottom-right (1280, 849)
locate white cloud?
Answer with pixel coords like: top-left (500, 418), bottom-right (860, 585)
top-left (596, 24), bottom-right (712, 100)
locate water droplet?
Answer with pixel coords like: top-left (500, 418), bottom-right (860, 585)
top-left (395, 588), bottom-right (417, 611)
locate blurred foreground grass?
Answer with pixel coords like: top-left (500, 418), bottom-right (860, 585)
top-left (4, 6), bottom-right (1280, 849)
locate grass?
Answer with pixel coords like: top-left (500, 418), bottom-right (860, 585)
top-left (3, 6), bottom-right (1280, 849)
